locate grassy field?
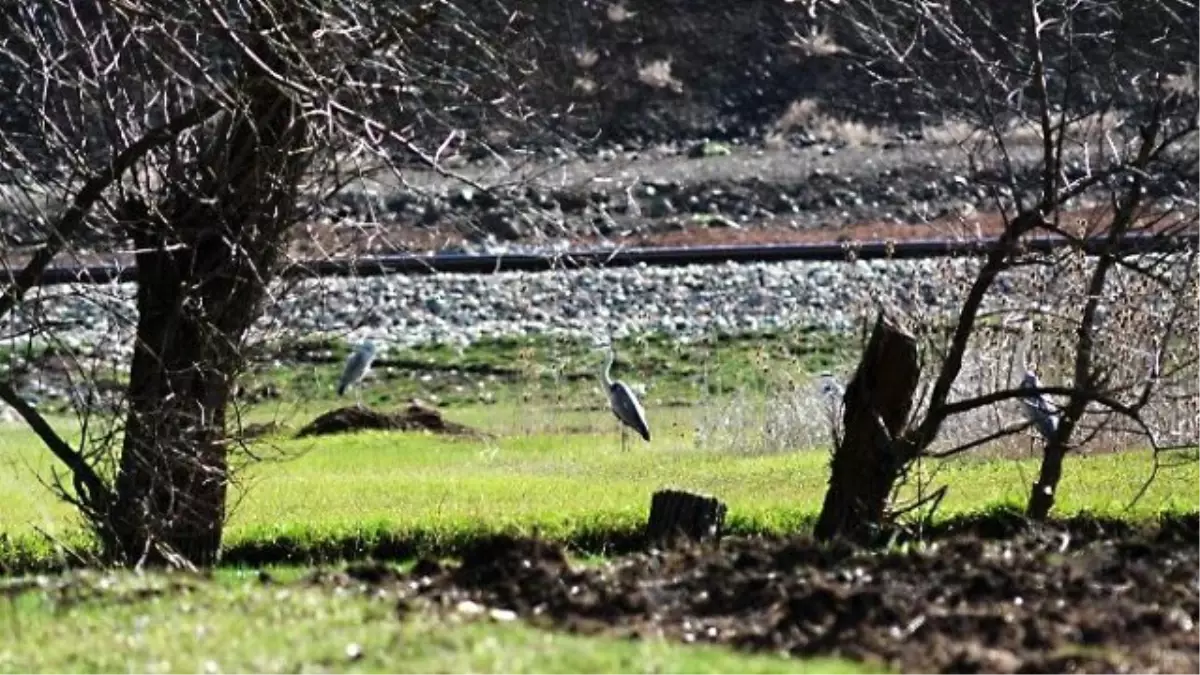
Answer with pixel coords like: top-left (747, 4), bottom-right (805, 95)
top-left (1, 330), bottom-right (1196, 673)
top-left (0, 426), bottom-right (1194, 675)
top-left (2, 408), bottom-right (1196, 568)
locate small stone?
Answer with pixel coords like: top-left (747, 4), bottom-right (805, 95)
top-left (456, 600), bottom-right (485, 616)
top-left (488, 608), bottom-right (518, 622)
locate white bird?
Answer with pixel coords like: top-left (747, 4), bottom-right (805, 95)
top-left (337, 340), bottom-right (377, 407)
top-left (1018, 369), bottom-right (1059, 442)
top-left (624, 183), bottom-right (642, 219)
top-left (600, 343), bottom-right (650, 451)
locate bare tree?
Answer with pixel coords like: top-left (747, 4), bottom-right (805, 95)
top-left (813, 0), bottom-right (1198, 540)
top-left (0, 0), bottom-right (545, 566)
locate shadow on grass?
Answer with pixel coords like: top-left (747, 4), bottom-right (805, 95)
top-left (2, 506), bottom-right (1196, 576)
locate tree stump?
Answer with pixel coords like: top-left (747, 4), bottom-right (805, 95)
top-left (645, 489), bottom-right (727, 543)
top-left (814, 311), bottom-right (920, 542)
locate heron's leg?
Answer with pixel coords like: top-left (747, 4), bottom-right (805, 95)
top-left (355, 386), bottom-right (364, 409)
top-left (621, 425), bottom-right (627, 452)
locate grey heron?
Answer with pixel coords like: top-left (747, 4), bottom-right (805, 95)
top-left (817, 371), bottom-right (845, 427)
top-left (818, 372), bottom-right (845, 403)
top-left (1018, 369), bottom-right (1059, 442)
top-left (600, 343), bottom-right (650, 451)
top-left (337, 340), bottom-right (377, 407)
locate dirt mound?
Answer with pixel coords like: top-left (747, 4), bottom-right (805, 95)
top-left (237, 421), bottom-right (286, 441)
top-left (382, 515), bottom-right (1199, 673)
top-left (294, 400), bottom-right (483, 439)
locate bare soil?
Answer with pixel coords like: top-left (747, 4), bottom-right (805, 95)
top-left (310, 513), bottom-right (1199, 674)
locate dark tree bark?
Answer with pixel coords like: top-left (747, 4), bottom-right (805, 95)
top-left (1026, 445), bottom-right (1066, 520)
top-left (100, 74), bottom-right (311, 566)
top-left (814, 312), bottom-right (920, 542)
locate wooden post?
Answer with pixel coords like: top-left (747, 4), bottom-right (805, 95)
top-left (645, 489), bottom-right (727, 543)
top-left (814, 311), bottom-right (920, 542)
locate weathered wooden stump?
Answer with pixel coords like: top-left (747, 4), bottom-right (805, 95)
top-left (814, 310), bottom-right (920, 542)
top-left (645, 489), bottom-right (727, 543)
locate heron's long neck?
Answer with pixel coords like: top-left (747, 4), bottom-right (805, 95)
top-left (1014, 323), bottom-right (1034, 379)
top-left (602, 348), bottom-right (615, 387)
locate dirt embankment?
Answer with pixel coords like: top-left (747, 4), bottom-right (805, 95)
top-left (306, 513), bottom-right (1200, 674)
top-left (1, 0), bottom-right (1192, 256)
top-left (287, 0), bottom-right (1194, 255)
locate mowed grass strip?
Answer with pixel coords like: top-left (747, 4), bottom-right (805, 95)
top-left (1, 408), bottom-right (1195, 568)
top-left (0, 574), bottom-right (873, 674)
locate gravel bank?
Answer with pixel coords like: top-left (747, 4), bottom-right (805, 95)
top-left (8, 251), bottom-right (1191, 360)
top-left (6, 257), bottom-right (980, 362)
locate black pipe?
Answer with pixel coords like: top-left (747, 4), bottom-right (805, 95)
top-left (35, 231), bottom-right (1197, 286)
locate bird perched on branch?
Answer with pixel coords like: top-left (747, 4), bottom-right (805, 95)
top-left (600, 342), bottom-right (650, 451)
top-left (337, 340), bottom-right (377, 407)
top-left (1018, 369), bottom-right (1059, 442)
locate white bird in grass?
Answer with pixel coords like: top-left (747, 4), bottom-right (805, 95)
top-left (600, 343), bottom-right (650, 451)
top-left (337, 340), bottom-right (377, 407)
top-left (1018, 369), bottom-right (1059, 442)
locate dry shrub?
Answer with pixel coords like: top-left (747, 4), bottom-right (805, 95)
top-left (772, 98), bottom-right (885, 146)
top-left (905, 247), bottom-right (1200, 461)
top-left (693, 374), bottom-right (842, 455)
top-left (574, 48), bottom-right (600, 69)
top-left (789, 26), bottom-right (845, 57)
top-left (636, 58), bottom-right (684, 93)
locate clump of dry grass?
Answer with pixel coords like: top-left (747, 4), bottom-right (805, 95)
top-left (574, 47), bottom-right (599, 69)
top-left (573, 78), bottom-right (598, 96)
top-left (606, 3), bottom-right (635, 23)
top-left (692, 374), bottom-right (842, 455)
top-left (788, 26), bottom-right (844, 57)
top-left (920, 110), bottom-right (1131, 150)
top-left (769, 98), bottom-right (885, 147)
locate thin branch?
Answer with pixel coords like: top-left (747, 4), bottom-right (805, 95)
top-left (0, 380), bottom-right (111, 508)
top-left (927, 420), bottom-right (1035, 459)
top-left (0, 97), bottom-right (221, 323)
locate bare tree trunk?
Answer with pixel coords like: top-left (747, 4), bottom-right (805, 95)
top-left (103, 219), bottom-right (283, 565)
top-left (105, 242), bottom-right (226, 564)
top-left (100, 73), bottom-right (309, 566)
top-left (1026, 442), bottom-right (1068, 520)
top-left (1025, 117), bottom-right (1164, 522)
top-left (814, 312), bottom-right (920, 542)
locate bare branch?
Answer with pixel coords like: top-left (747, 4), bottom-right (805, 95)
top-left (0, 379), bottom-right (110, 509)
top-left (0, 98), bottom-right (220, 323)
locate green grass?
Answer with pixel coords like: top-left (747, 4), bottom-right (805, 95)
top-left (236, 329), bottom-right (856, 413)
top-left (1, 411), bottom-right (1196, 570)
top-left (1, 328), bottom-right (1195, 675)
top-left (0, 573), bottom-right (872, 673)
